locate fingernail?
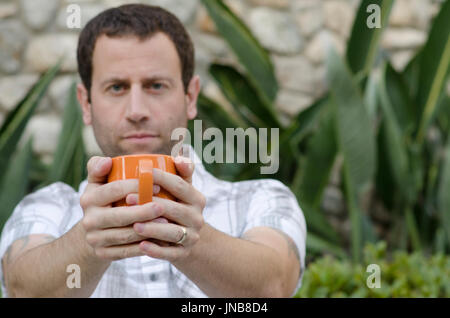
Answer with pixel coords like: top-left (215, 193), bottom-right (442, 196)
top-left (126, 195), bottom-right (137, 205)
top-left (153, 185), bottom-right (160, 194)
top-left (175, 156), bottom-right (183, 164)
top-left (96, 158), bottom-right (107, 171)
top-left (153, 217), bottom-right (168, 224)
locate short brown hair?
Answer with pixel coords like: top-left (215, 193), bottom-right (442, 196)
top-left (77, 4), bottom-right (195, 100)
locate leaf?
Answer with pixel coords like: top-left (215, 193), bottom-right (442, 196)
top-left (69, 137), bottom-right (88, 188)
top-left (296, 104), bottom-right (337, 209)
top-left (327, 48), bottom-right (376, 198)
top-left (288, 95), bottom-right (329, 152)
top-left (0, 138), bottom-right (33, 233)
top-left (363, 70), bottom-right (380, 121)
top-left (29, 152), bottom-right (50, 190)
top-left (0, 63), bottom-right (60, 181)
top-left (361, 213), bottom-right (378, 244)
top-left (196, 92), bottom-right (245, 131)
top-left (415, 0), bottom-right (450, 143)
top-left (209, 64), bottom-right (281, 128)
top-left (402, 50), bottom-right (421, 103)
top-left (385, 64), bottom-right (416, 134)
top-left (436, 88), bottom-right (450, 133)
top-left (45, 82), bottom-right (87, 189)
top-left (292, 192), bottom-right (341, 247)
top-left (374, 126), bottom-right (397, 210)
top-left (200, 0), bottom-right (278, 102)
top-left (191, 93), bottom-right (245, 180)
top-left (288, 101), bottom-right (342, 247)
top-left (327, 48), bottom-right (377, 262)
top-left (438, 131), bottom-right (450, 246)
top-left (377, 63), bottom-right (415, 204)
top-left (306, 232), bottom-right (347, 259)
top-left (346, 0), bottom-right (394, 76)
top-left (405, 206), bottom-right (422, 252)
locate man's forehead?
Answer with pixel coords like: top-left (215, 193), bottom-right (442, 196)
top-left (91, 32), bottom-right (181, 77)
top-left (93, 32), bottom-right (178, 59)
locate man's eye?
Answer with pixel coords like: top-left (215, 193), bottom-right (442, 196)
top-left (109, 84), bottom-right (124, 92)
top-left (151, 83), bottom-right (164, 90)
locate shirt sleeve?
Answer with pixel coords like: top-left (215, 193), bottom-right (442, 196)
top-left (240, 179), bottom-right (307, 297)
top-left (0, 182), bottom-right (76, 297)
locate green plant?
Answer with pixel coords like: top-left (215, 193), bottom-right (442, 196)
top-left (0, 69), bottom-right (87, 234)
top-left (0, 64), bottom-right (59, 232)
top-left (295, 241), bottom-right (450, 298)
top-left (198, 0), bottom-right (450, 261)
top-left (373, 1), bottom-right (450, 256)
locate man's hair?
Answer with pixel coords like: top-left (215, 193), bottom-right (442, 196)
top-left (77, 4), bottom-right (195, 99)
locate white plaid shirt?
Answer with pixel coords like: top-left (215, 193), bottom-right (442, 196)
top-left (0, 146), bottom-right (306, 297)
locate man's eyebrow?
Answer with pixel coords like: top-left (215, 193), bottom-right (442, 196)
top-left (141, 76), bottom-right (174, 84)
top-left (100, 77), bottom-right (128, 87)
top-left (100, 76), bottom-right (174, 87)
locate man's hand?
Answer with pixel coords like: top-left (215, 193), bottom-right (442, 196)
top-left (80, 156), bottom-right (166, 261)
top-left (127, 156), bottom-right (206, 264)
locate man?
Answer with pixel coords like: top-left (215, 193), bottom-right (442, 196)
top-left (0, 4), bottom-right (306, 298)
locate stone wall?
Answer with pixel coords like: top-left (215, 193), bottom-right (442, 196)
top-left (0, 0), bottom-right (445, 163)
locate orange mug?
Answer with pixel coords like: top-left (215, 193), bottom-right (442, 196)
top-left (107, 154), bottom-right (177, 207)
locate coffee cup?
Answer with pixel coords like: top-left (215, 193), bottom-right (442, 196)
top-left (107, 154), bottom-right (176, 206)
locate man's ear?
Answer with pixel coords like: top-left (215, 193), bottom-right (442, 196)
top-left (77, 83), bottom-right (92, 125)
top-left (185, 75), bottom-right (200, 120)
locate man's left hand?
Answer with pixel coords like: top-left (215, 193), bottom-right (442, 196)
top-left (127, 156), bottom-right (206, 263)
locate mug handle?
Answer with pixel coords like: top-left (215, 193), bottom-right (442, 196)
top-left (138, 160), bottom-right (153, 205)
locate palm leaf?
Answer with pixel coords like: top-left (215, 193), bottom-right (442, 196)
top-left (0, 138), bottom-right (33, 233)
top-left (200, 0), bottom-right (278, 102)
top-left (328, 49), bottom-right (376, 197)
top-left (385, 64), bottom-right (416, 134)
top-left (209, 64), bottom-right (281, 128)
top-left (192, 93), bottom-right (246, 179)
top-left (415, 0), bottom-right (450, 143)
top-left (306, 232), bottom-right (346, 259)
top-left (296, 105), bottom-right (337, 209)
top-left (0, 63), bottom-right (60, 180)
top-left (327, 48), bottom-right (377, 262)
top-left (288, 95), bottom-right (329, 154)
top-left (196, 92), bottom-right (245, 130)
top-left (346, 0), bottom-right (393, 76)
top-left (363, 70), bottom-right (380, 121)
top-left (294, 199), bottom-right (341, 247)
top-left (45, 82), bottom-right (87, 189)
top-left (402, 50), bottom-right (421, 103)
top-left (438, 131), bottom-right (450, 247)
top-left (435, 85), bottom-right (450, 133)
top-left (377, 63), bottom-right (415, 204)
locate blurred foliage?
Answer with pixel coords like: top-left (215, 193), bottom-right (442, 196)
top-left (198, 0), bottom-right (450, 262)
top-left (295, 241), bottom-right (450, 298)
top-left (0, 70), bottom-right (87, 234)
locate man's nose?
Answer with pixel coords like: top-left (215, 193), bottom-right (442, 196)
top-left (125, 85), bottom-right (150, 123)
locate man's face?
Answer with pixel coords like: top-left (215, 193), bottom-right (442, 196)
top-left (77, 32), bottom-right (199, 157)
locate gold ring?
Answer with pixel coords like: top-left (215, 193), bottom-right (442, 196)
top-left (176, 226), bottom-right (187, 245)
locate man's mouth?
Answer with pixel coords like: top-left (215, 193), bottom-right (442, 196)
top-left (123, 133), bottom-right (159, 143)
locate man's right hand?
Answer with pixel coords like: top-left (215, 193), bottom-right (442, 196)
top-left (79, 156), bottom-right (165, 261)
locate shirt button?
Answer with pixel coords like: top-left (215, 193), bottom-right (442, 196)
top-left (150, 274), bottom-right (158, 281)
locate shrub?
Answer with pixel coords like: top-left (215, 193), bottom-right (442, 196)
top-left (295, 242), bottom-right (450, 297)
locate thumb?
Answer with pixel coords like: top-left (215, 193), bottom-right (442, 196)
top-left (87, 156), bottom-right (112, 184)
top-left (174, 156), bottom-right (194, 183)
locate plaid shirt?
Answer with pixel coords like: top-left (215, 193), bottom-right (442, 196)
top-left (0, 146), bottom-right (306, 297)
